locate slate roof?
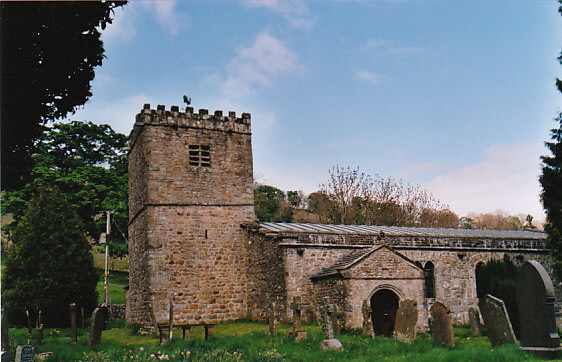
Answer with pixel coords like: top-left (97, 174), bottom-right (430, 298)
top-left (258, 222), bottom-right (546, 240)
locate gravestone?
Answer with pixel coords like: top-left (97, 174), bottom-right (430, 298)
top-left (290, 297), bottom-right (307, 342)
top-left (319, 297), bottom-right (344, 351)
top-left (148, 303), bottom-right (159, 337)
top-left (478, 294), bottom-right (516, 347)
top-left (430, 301), bottom-right (454, 347)
top-left (394, 299), bottom-right (418, 343)
top-left (15, 345), bottom-right (35, 362)
top-left (361, 300), bottom-right (374, 338)
top-left (158, 324), bottom-right (170, 345)
top-left (332, 304), bottom-right (343, 335)
top-left (88, 307), bottom-right (104, 346)
top-left (268, 302), bottom-right (277, 336)
top-left (516, 260), bottom-right (562, 356)
top-left (468, 307), bottom-right (481, 336)
top-left (70, 303), bottom-right (78, 343)
top-left (1, 308), bottom-right (10, 353)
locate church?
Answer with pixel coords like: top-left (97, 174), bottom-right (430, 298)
top-left (126, 104), bottom-right (554, 335)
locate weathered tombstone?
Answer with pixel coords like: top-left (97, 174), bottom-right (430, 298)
top-left (70, 303), bottom-right (78, 344)
top-left (319, 297), bottom-right (344, 351)
top-left (88, 307), bottom-right (104, 346)
top-left (516, 260), bottom-right (562, 356)
top-left (158, 324), bottom-right (170, 345)
top-left (148, 303), bottom-right (159, 337)
top-left (268, 302), bottom-right (277, 336)
top-left (361, 300), bottom-right (375, 338)
top-left (332, 304), bottom-right (343, 335)
top-left (394, 299), bottom-right (418, 343)
top-left (1, 309), bottom-right (11, 362)
top-left (468, 307), bottom-right (481, 337)
top-left (15, 345), bottom-right (35, 362)
top-left (478, 294), bottom-right (516, 347)
top-left (290, 297), bottom-right (307, 342)
top-left (430, 301), bottom-right (454, 347)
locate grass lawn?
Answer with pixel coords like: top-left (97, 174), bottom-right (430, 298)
top-left (7, 321), bottom-right (547, 361)
top-left (92, 245), bottom-right (129, 272)
top-left (95, 269), bottom-right (129, 305)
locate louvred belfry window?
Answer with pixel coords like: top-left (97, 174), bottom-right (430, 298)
top-left (188, 145), bottom-right (211, 167)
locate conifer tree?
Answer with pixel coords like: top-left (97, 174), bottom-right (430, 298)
top-left (2, 184), bottom-right (98, 327)
top-left (539, 1), bottom-right (562, 278)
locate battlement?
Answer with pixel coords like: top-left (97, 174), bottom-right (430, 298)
top-left (129, 103), bottom-right (252, 152)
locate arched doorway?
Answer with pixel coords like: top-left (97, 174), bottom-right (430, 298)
top-left (370, 289), bottom-right (400, 337)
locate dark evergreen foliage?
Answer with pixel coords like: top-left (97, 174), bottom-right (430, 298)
top-left (0, 1), bottom-right (126, 190)
top-left (476, 255), bottom-right (521, 337)
top-left (539, 0), bottom-right (562, 278)
top-left (2, 184), bottom-right (99, 327)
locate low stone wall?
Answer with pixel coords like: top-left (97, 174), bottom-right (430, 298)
top-left (109, 304), bottom-right (126, 319)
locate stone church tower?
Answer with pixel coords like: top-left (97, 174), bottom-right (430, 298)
top-left (127, 104), bottom-right (255, 326)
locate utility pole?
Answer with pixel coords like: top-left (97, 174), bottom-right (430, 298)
top-left (104, 211), bottom-right (110, 305)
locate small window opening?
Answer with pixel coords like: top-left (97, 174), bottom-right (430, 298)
top-left (188, 145), bottom-right (211, 167)
top-left (424, 261), bottom-right (436, 298)
top-left (205, 230), bottom-right (208, 239)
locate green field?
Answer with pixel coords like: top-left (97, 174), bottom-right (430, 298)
top-left (6, 322), bottom-right (547, 362)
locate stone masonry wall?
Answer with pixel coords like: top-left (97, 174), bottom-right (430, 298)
top-left (283, 245), bottom-right (351, 322)
top-left (128, 104), bottom-right (255, 326)
top-left (246, 232), bottom-right (286, 320)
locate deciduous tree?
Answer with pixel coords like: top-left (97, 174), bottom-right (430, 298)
top-left (1, 1), bottom-right (126, 190)
top-left (2, 121), bottom-right (128, 257)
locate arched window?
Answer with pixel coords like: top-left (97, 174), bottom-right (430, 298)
top-left (424, 261), bottom-right (435, 298)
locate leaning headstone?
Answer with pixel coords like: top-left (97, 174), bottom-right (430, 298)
top-left (290, 297), bottom-right (307, 342)
top-left (516, 260), bottom-right (562, 356)
top-left (394, 299), bottom-right (418, 343)
top-left (88, 307), bottom-right (104, 346)
top-left (430, 301), bottom-right (454, 347)
top-left (319, 297), bottom-right (344, 351)
top-left (361, 300), bottom-right (374, 338)
top-left (15, 345), bottom-right (35, 362)
top-left (70, 303), bottom-right (78, 343)
top-left (468, 307), bottom-right (481, 337)
top-left (478, 294), bottom-right (516, 347)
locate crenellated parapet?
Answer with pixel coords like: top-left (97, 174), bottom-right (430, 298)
top-left (129, 103), bottom-right (251, 152)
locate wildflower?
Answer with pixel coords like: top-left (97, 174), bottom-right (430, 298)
top-left (140, 347), bottom-right (144, 352)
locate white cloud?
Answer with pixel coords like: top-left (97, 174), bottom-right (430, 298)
top-left (245, 0), bottom-right (315, 29)
top-left (424, 143), bottom-right (545, 218)
top-left (208, 32), bottom-right (302, 98)
top-left (355, 70), bottom-right (382, 85)
top-left (141, 0), bottom-right (185, 36)
top-left (101, 5), bottom-right (136, 43)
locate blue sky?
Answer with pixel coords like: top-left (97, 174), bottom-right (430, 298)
top-left (72, 0), bottom-right (562, 220)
